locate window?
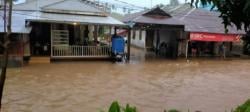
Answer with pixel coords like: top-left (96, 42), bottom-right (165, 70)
top-left (139, 30), bottom-right (142, 40)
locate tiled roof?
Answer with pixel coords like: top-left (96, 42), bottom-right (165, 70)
top-left (123, 3), bottom-right (245, 34)
top-left (123, 8), bottom-right (184, 26)
top-left (163, 4), bottom-right (245, 34)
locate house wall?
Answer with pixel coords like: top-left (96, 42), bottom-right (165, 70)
top-left (129, 27), bottom-right (186, 58)
top-left (178, 40), bottom-right (188, 56)
top-left (130, 29), bottom-right (146, 48)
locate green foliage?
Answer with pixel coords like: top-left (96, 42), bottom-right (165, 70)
top-left (104, 100), bottom-right (250, 112)
top-left (122, 104), bottom-right (137, 112)
top-left (103, 101), bottom-right (137, 112)
top-left (191, 0), bottom-right (250, 32)
top-left (234, 99), bottom-right (250, 112)
top-left (109, 101), bottom-right (121, 112)
top-left (168, 109), bottom-right (180, 112)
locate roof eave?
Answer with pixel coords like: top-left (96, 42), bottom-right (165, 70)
top-left (41, 9), bottom-right (107, 17)
top-left (26, 19), bottom-right (126, 27)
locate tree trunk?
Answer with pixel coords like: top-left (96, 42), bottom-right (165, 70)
top-left (0, 0), bottom-right (13, 109)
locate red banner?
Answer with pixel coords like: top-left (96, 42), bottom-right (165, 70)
top-left (190, 32), bottom-right (241, 42)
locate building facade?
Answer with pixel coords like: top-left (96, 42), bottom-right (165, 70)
top-left (0, 0), bottom-right (125, 66)
top-left (123, 4), bottom-right (245, 59)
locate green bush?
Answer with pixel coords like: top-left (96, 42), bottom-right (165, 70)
top-left (234, 99), bottom-right (250, 112)
top-left (167, 109), bottom-right (180, 112)
top-left (103, 101), bottom-right (137, 112)
top-left (108, 101), bottom-right (121, 112)
top-left (122, 104), bottom-right (137, 112)
top-left (104, 99), bottom-right (250, 112)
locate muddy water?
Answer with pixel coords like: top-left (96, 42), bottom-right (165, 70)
top-left (2, 51), bottom-right (250, 112)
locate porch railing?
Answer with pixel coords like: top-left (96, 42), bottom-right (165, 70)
top-left (51, 45), bottom-right (111, 58)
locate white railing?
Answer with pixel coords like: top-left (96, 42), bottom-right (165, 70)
top-left (52, 45), bottom-right (111, 58)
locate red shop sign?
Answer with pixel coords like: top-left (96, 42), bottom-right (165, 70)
top-left (190, 32), bottom-right (241, 42)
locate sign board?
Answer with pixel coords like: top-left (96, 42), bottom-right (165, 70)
top-left (190, 32), bottom-right (241, 42)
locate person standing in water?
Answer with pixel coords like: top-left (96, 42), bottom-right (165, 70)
top-left (219, 42), bottom-right (226, 59)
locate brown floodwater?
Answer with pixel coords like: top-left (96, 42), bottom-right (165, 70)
top-left (2, 49), bottom-right (250, 112)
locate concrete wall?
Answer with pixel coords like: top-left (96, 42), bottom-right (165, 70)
top-left (130, 29), bottom-right (181, 48)
top-left (131, 29), bottom-right (146, 48)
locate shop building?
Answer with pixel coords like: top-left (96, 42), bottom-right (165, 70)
top-left (123, 4), bottom-right (245, 59)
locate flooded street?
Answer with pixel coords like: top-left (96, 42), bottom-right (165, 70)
top-left (2, 49), bottom-right (250, 112)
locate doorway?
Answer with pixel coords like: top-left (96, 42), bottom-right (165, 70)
top-left (146, 30), bottom-right (155, 51)
top-left (30, 22), bottom-right (51, 56)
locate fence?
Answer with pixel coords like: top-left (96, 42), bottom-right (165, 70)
top-left (51, 45), bottom-right (112, 58)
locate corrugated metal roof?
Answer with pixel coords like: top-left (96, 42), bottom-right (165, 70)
top-left (41, 0), bottom-right (105, 16)
top-left (123, 8), bottom-right (184, 26)
top-left (163, 4), bottom-right (245, 34)
top-left (124, 4), bottom-right (245, 35)
top-left (0, 11), bottom-right (32, 33)
top-left (13, 0), bottom-right (64, 11)
top-left (11, 0), bottom-right (125, 27)
top-left (26, 11), bottom-right (125, 26)
top-left (130, 16), bottom-right (184, 26)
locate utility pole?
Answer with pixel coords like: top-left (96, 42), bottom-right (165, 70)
top-left (0, 0), bottom-right (13, 109)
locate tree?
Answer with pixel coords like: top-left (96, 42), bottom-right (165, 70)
top-left (191, 0), bottom-right (250, 33)
top-left (0, 0), bottom-right (13, 109)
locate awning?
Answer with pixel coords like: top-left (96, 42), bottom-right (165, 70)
top-left (190, 32), bottom-right (241, 42)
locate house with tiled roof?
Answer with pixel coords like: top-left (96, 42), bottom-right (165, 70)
top-left (123, 4), bottom-right (245, 58)
top-left (0, 0), bottom-right (125, 66)
top-left (123, 7), bottom-right (185, 59)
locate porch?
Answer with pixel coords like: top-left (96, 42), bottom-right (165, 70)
top-left (48, 23), bottom-right (124, 59)
top-left (26, 10), bottom-right (128, 60)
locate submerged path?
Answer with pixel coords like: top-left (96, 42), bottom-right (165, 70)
top-left (2, 58), bottom-right (250, 112)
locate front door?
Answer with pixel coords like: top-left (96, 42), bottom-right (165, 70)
top-left (146, 30), bottom-right (155, 51)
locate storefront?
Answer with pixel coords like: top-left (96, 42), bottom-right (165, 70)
top-left (186, 32), bottom-right (242, 57)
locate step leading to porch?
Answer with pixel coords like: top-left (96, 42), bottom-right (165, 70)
top-left (29, 57), bottom-right (51, 64)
